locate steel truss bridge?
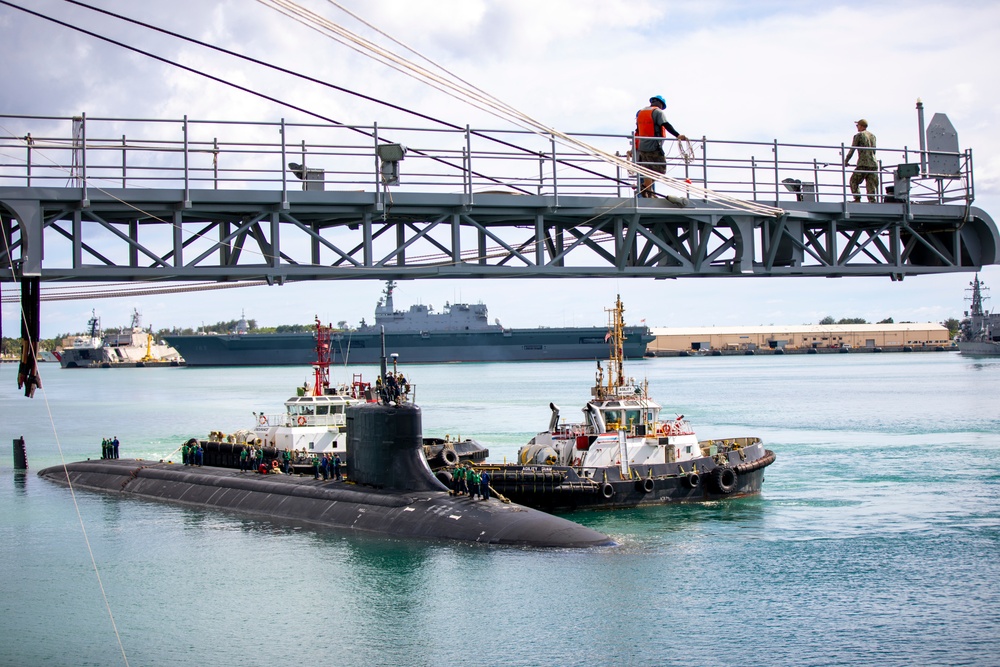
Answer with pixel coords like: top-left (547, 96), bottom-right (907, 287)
top-left (1, 113), bottom-right (997, 285)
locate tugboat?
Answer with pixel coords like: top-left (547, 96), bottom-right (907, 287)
top-left (189, 319), bottom-right (488, 471)
top-left (463, 296), bottom-right (775, 511)
top-left (957, 274), bottom-right (1000, 356)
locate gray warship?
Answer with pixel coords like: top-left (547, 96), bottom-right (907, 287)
top-left (58, 309), bottom-right (183, 368)
top-left (957, 274), bottom-right (1000, 356)
top-left (164, 281), bottom-right (654, 366)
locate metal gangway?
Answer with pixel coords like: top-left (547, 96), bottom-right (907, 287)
top-left (0, 111), bottom-right (996, 283)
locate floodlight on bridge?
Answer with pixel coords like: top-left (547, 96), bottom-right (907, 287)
top-left (377, 143), bottom-right (407, 186)
top-left (287, 161), bottom-right (325, 191)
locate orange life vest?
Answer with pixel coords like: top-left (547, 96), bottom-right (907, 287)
top-left (634, 106), bottom-right (666, 150)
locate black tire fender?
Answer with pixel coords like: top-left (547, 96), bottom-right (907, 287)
top-left (600, 482), bottom-right (615, 499)
top-left (439, 448), bottom-right (459, 467)
top-left (685, 472), bottom-right (700, 489)
top-left (713, 466), bottom-right (738, 494)
top-left (635, 477), bottom-right (654, 493)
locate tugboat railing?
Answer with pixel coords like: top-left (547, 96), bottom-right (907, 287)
top-left (0, 113), bottom-right (974, 207)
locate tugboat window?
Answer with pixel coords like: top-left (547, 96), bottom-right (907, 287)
top-left (316, 406), bottom-right (329, 416)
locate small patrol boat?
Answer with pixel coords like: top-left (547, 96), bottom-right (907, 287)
top-left (464, 296), bottom-right (775, 512)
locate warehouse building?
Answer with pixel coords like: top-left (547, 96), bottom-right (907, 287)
top-left (647, 323), bottom-right (952, 354)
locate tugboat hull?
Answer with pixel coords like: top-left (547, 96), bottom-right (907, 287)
top-left (483, 446), bottom-right (776, 513)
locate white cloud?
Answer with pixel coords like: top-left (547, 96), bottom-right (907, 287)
top-left (1, 0), bottom-right (999, 337)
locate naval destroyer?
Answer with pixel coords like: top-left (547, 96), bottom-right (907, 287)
top-left (164, 281), bottom-right (654, 366)
top-left (957, 274), bottom-right (1000, 356)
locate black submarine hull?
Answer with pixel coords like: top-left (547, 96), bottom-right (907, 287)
top-left (37, 460), bottom-right (612, 547)
top-left (38, 399), bottom-right (614, 548)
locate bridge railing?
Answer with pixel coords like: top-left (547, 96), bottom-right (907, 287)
top-left (0, 113), bottom-right (973, 206)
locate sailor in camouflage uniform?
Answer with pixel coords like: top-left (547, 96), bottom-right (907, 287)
top-left (845, 118), bottom-right (878, 202)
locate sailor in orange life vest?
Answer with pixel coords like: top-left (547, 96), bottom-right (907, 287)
top-left (634, 95), bottom-right (688, 197)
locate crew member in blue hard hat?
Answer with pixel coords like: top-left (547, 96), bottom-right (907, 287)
top-left (633, 95), bottom-right (688, 197)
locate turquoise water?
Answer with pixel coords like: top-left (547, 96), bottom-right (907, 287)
top-left (1, 353), bottom-right (999, 666)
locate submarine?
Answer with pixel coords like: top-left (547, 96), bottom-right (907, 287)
top-left (38, 342), bottom-right (613, 548)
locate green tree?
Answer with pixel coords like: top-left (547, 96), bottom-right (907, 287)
top-left (837, 318), bottom-right (867, 324)
top-left (819, 316), bottom-right (836, 325)
top-left (942, 317), bottom-right (960, 338)
top-left (877, 317), bottom-right (894, 324)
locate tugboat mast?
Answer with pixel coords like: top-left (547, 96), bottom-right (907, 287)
top-left (312, 316), bottom-right (332, 396)
top-left (598, 295), bottom-right (628, 399)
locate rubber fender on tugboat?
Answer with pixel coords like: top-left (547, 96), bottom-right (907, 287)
top-left (734, 449), bottom-right (777, 475)
top-left (685, 472), bottom-right (700, 489)
top-left (600, 482), bottom-right (615, 499)
top-left (712, 466), bottom-right (738, 494)
top-left (435, 469), bottom-right (453, 486)
top-left (439, 448), bottom-right (459, 467)
top-left (635, 477), bottom-right (655, 493)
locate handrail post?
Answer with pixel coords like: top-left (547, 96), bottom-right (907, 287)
top-left (813, 158), bottom-right (819, 202)
top-left (550, 134), bottom-right (558, 206)
top-left (967, 149), bottom-right (975, 205)
top-left (840, 143), bottom-right (848, 204)
top-left (213, 138), bottom-right (219, 190)
top-left (701, 135), bottom-right (708, 201)
top-left (80, 112), bottom-right (89, 207)
top-left (465, 124), bottom-right (473, 205)
top-left (25, 133), bottom-right (32, 187)
top-left (630, 133), bottom-right (639, 204)
top-left (538, 151), bottom-right (544, 196)
top-left (182, 115), bottom-right (191, 208)
top-left (280, 118), bottom-right (288, 209)
top-left (373, 122), bottom-right (382, 212)
top-left (751, 156), bottom-right (757, 200)
top-left (772, 139), bottom-right (779, 204)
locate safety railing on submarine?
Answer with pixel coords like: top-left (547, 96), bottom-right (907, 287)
top-left (0, 113), bottom-right (974, 209)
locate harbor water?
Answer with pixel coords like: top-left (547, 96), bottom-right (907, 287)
top-left (1, 352), bottom-right (999, 666)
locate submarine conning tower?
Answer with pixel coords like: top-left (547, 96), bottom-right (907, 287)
top-left (346, 402), bottom-right (448, 492)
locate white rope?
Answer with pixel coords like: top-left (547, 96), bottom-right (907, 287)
top-left (256, 0), bottom-right (784, 217)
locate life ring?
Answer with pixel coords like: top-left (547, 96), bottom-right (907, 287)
top-left (712, 466), bottom-right (738, 494)
top-left (259, 415), bottom-right (268, 425)
top-left (572, 457), bottom-right (581, 467)
top-left (600, 483), bottom-right (615, 499)
top-left (296, 416), bottom-right (307, 426)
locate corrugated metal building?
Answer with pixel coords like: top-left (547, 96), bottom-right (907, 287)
top-left (648, 323), bottom-right (951, 353)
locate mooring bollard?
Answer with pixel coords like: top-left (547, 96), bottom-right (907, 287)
top-left (13, 436), bottom-right (27, 470)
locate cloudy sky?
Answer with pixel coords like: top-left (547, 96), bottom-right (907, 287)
top-left (1, 0), bottom-right (999, 338)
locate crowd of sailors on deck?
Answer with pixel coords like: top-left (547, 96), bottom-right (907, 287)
top-left (100, 436), bottom-right (120, 459)
top-left (375, 372), bottom-right (409, 403)
top-left (450, 463), bottom-right (491, 501)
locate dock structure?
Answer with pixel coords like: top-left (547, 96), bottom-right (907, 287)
top-left (0, 113), bottom-right (996, 284)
